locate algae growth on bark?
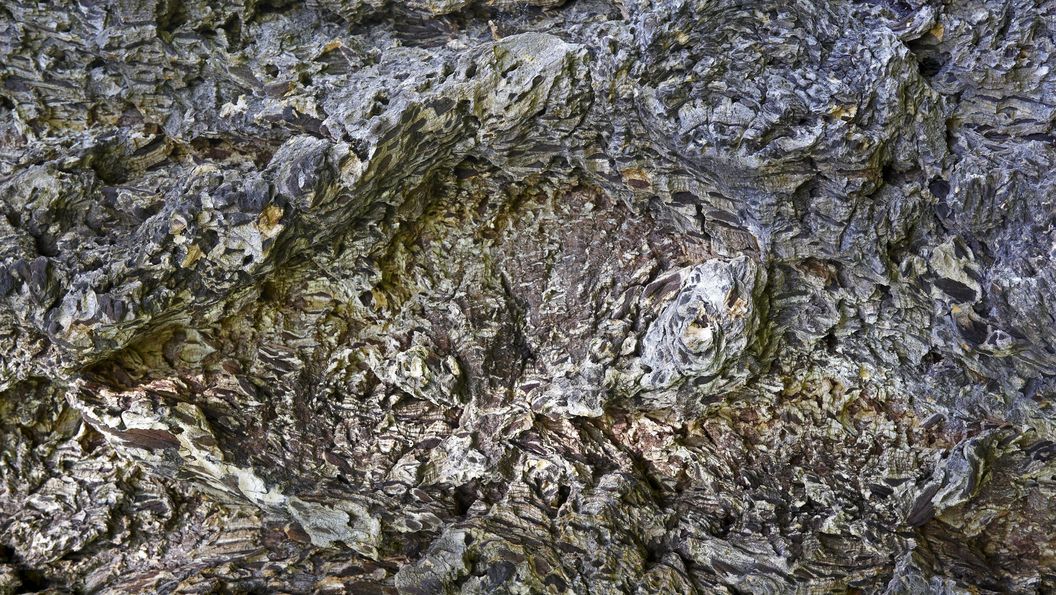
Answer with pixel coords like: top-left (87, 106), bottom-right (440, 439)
top-left (1, 0), bottom-right (1055, 592)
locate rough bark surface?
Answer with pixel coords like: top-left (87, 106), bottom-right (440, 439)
top-left (1, 0), bottom-right (1055, 592)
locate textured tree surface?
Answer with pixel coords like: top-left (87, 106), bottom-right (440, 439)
top-left (1, 0), bottom-right (1055, 592)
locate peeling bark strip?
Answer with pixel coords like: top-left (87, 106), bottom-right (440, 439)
top-left (1, 0), bottom-right (1055, 592)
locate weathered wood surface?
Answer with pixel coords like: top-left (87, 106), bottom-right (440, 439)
top-left (1, 0), bottom-right (1055, 592)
